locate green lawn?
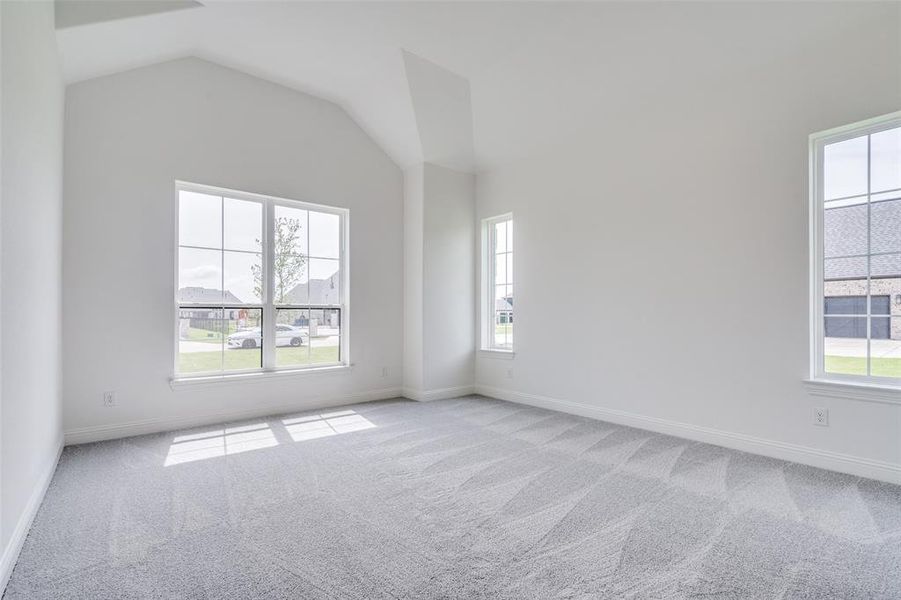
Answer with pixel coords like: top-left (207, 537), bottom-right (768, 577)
top-left (184, 326), bottom-right (232, 343)
top-left (179, 346), bottom-right (339, 374)
top-left (825, 355), bottom-right (901, 377)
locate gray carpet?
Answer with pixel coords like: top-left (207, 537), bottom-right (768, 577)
top-left (6, 396), bottom-right (901, 599)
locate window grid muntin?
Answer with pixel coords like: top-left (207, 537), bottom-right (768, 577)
top-left (814, 114), bottom-right (901, 385)
top-left (176, 182), bottom-right (347, 378)
top-left (486, 215), bottom-right (513, 351)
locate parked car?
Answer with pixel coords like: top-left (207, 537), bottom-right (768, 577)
top-left (227, 325), bottom-right (307, 349)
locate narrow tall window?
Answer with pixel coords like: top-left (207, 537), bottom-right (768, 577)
top-left (812, 114), bottom-right (901, 384)
top-left (483, 214), bottom-right (513, 351)
top-left (176, 183), bottom-right (347, 378)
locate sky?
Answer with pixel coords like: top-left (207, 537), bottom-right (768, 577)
top-left (178, 191), bottom-right (340, 303)
top-left (824, 126), bottom-right (900, 202)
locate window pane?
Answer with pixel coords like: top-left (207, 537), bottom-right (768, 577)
top-left (224, 308), bottom-right (262, 371)
top-left (495, 253), bottom-right (507, 285)
top-left (824, 296), bottom-right (867, 315)
top-left (177, 187), bottom-right (346, 375)
top-left (871, 295), bottom-right (891, 315)
top-left (824, 135), bottom-right (868, 200)
top-left (178, 308), bottom-right (224, 374)
top-left (178, 247), bottom-right (222, 303)
top-left (871, 338), bottom-right (901, 378)
top-left (309, 259), bottom-right (340, 305)
top-left (825, 316), bottom-right (867, 338)
top-left (872, 190), bottom-right (901, 204)
top-left (506, 220), bottom-right (513, 252)
top-left (495, 284), bottom-right (509, 311)
top-left (179, 191), bottom-right (221, 248)
top-left (495, 221), bottom-right (507, 253)
top-left (823, 203), bottom-right (867, 258)
top-left (824, 256), bottom-right (867, 280)
top-left (870, 253), bottom-right (901, 279)
top-left (492, 284), bottom-right (513, 349)
top-left (223, 251), bottom-right (261, 304)
top-left (275, 309), bottom-right (310, 367)
top-left (871, 127), bottom-right (901, 194)
top-left (819, 124), bottom-right (901, 382)
top-left (870, 199), bottom-right (901, 255)
top-left (495, 311), bottom-right (512, 349)
top-left (274, 205), bottom-right (308, 256)
top-left (824, 334), bottom-right (867, 376)
top-left (272, 253), bottom-right (307, 305)
top-left (309, 308), bottom-right (340, 364)
top-left (309, 211), bottom-right (340, 258)
top-left (279, 267), bottom-right (309, 306)
top-left (224, 198), bottom-right (262, 252)
top-left (872, 316), bottom-right (891, 339)
top-left (507, 253), bottom-right (513, 284)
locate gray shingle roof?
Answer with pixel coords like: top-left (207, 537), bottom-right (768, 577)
top-left (284, 273), bottom-right (340, 305)
top-left (824, 197), bottom-right (901, 280)
top-left (177, 287), bottom-right (243, 304)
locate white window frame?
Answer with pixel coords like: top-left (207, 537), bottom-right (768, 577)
top-left (481, 213), bottom-right (514, 353)
top-left (174, 181), bottom-right (349, 380)
top-left (810, 111), bottom-right (901, 389)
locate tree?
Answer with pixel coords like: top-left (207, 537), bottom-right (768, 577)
top-left (253, 217), bottom-right (307, 303)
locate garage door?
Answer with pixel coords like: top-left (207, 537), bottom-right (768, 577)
top-left (824, 295), bottom-right (890, 339)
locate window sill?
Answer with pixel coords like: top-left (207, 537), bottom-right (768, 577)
top-left (170, 364), bottom-right (353, 390)
top-left (803, 378), bottom-right (901, 405)
top-left (479, 349), bottom-right (515, 360)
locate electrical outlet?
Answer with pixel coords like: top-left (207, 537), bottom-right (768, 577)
top-left (506, 368), bottom-right (513, 379)
top-left (103, 391), bottom-right (116, 407)
top-left (381, 367), bottom-right (389, 378)
top-left (813, 407), bottom-right (829, 427)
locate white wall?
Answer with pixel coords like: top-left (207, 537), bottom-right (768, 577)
top-left (403, 164), bottom-right (424, 393)
top-left (63, 58), bottom-right (403, 440)
top-left (422, 164), bottom-right (475, 392)
top-left (403, 163), bottom-right (475, 398)
top-left (0, 0), bottom-right (64, 580)
top-left (475, 3), bottom-right (901, 480)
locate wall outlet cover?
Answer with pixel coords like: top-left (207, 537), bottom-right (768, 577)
top-left (814, 407), bottom-right (829, 426)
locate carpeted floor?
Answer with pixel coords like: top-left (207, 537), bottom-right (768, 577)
top-left (5, 396), bottom-right (901, 599)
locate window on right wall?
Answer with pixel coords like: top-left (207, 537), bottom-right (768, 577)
top-left (811, 113), bottom-right (901, 385)
top-left (483, 214), bottom-right (513, 351)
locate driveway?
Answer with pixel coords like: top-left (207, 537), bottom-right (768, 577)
top-left (825, 337), bottom-right (901, 358)
top-left (179, 336), bottom-right (339, 353)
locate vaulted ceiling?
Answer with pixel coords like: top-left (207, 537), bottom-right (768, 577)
top-left (55, 1), bottom-right (899, 172)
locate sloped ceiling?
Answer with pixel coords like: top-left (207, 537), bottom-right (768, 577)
top-left (54, 1), bottom-right (899, 172)
top-left (55, 0), bottom-right (202, 29)
top-left (402, 50), bottom-right (474, 173)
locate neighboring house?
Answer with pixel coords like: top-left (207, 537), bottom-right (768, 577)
top-left (496, 295), bottom-right (513, 324)
top-left (824, 198), bottom-right (901, 339)
top-left (283, 273), bottom-right (340, 306)
top-left (177, 287), bottom-right (244, 317)
top-left (178, 286), bottom-right (244, 306)
top-left (281, 274), bottom-right (341, 329)
top-left (177, 288), bottom-right (255, 337)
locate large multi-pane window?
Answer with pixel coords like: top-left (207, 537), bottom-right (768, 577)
top-left (813, 114), bottom-right (901, 383)
top-left (483, 214), bottom-right (513, 351)
top-left (176, 183), bottom-right (346, 377)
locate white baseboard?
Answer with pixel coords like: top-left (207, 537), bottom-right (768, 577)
top-left (402, 385), bottom-right (475, 402)
top-left (0, 437), bottom-right (64, 594)
top-left (64, 386), bottom-right (403, 445)
top-left (475, 384), bottom-right (901, 485)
